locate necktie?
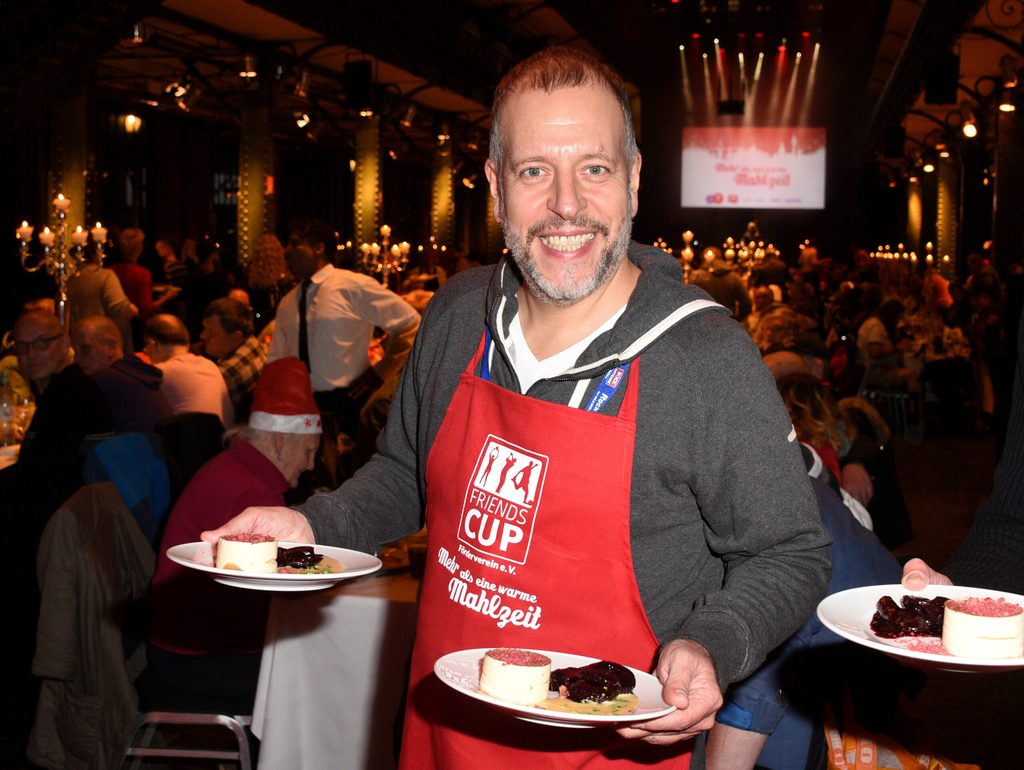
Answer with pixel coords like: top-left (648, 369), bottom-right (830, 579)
top-left (298, 278), bottom-right (311, 368)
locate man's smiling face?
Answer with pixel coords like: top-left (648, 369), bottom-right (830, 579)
top-left (487, 82), bottom-right (640, 307)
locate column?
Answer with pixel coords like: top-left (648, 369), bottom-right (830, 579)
top-left (431, 140), bottom-right (454, 247)
top-left (49, 78), bottom-right (90, 229)
top-left (992, 108), bottom-right (1023, 275)
top-left (354, 115), bottom-right (381, 246)
top-left (935, 156), bottom-right (959, 278)
top-left (238, 82), bottom-right (276, 267)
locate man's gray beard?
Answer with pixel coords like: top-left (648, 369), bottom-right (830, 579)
top-left (503, 215), bottom-right (634, 307)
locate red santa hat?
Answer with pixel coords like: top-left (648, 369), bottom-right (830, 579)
top-left (248, 357), bottom-right (322, 434)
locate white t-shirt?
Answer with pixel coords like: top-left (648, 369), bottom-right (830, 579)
top-left (503, 306), bottom-right (626, 393)
top-left (157, 352), bottom-right (235, 427)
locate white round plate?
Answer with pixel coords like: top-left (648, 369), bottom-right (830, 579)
top-left (167, 541), bottom-right (382, 592)
top-left (817, 583), bottom-right (1024, 672)
top-left (433, 648), bottom-right (675, 728)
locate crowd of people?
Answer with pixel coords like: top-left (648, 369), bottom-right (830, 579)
top-left (1, 44), bottom-right (1020, 770)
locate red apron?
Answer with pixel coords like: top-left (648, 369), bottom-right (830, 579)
top-left (398, 335), bottom-right (692, 768)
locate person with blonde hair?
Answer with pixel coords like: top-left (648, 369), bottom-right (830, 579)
top-left (245, 233), bottom-right (293, 326)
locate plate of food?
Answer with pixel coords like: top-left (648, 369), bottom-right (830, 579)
top-left (433, 648), bottom-right (676, 728)
top-left (817, 583), bottom-right (1024, 672)
top-left (167, 537), bottom-right (381, 591)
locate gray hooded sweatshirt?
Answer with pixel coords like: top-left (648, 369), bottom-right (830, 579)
top-left (299, 242), bottom-right (831, 688)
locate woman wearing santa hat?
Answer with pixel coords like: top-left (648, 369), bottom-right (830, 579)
top-left (146, 357), bottom-right (322, 707)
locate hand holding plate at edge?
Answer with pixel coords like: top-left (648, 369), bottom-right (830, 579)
top-left (200, 505), bottom-right (315, 546)
top-left (616, 639), bottom-right (722, 745)
top-left (901, 557), bottom-right (954, 591)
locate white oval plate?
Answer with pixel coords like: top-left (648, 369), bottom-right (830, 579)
top-left (167, 541), bottom-right (381, 592)
top-left (434, 648), bottom-right (675, 728)
top-left (817, 583), bottom-right (1024, 672)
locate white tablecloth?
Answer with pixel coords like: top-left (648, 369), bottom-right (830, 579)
top-left (0, 444), bottom-right (19, 470)
top-left (252, 572), bottom-right (419, 770)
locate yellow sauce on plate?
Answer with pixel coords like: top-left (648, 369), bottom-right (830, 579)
top-left (534, 693), bottom-right (639, 715)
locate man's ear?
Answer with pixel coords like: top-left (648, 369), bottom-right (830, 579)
top-left (485, 159), bottom-right (503, 223)
top-left (629, 152), bottom-right (642, 217)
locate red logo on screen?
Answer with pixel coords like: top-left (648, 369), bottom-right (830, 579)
top-left (728, 194), bottom-right (739, 203)
top-left (706, 193), bottom-right (724, 205)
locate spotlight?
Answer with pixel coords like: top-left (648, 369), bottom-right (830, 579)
top-left (164, 77), bottom-right (200, 111)
top-left (399, 104), bottom-right (416, 128)
top-left (436, 121), bottom-right (450, 145)
top-left (164, 79), bottom-right (189, 100)
top-left (294, 111), bottom-right (311, 129)
top-left (294, 69), bottom-right (310, 98)
top-left (923, 161), bottom-right (935, 173)
top-left (239, 54), bottom-right (258, 79)
top-left (461, 174), bottom-right (477, 189)
top-left (180, 84), bottom-right (201, 111)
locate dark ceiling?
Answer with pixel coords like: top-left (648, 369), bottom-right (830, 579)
top-left (1, 0), bottom-right (1017, 187)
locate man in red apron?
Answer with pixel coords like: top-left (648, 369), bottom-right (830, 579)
top-left (206, 47), bottom-right (830, 768)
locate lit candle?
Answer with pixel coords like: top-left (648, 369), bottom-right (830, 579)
top-left (380, 224), bottom-right (391, 239)
top-left (71, 226), bottom-right (89, 247)
top-left (390, 244), bottom-right (401, 258)
top-left (52, 194), bottom-right (71, 213)
top-left (90, 221), bottom-right (107, 243)
top-left (15, 221), bottom-right (34, 241)
top-left (38, 227), bottom-right (55, 247)
top-left (370, 243), bottom-right (381, 257)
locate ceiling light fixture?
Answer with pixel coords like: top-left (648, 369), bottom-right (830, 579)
top-left (399, 105), bottom-right (416, 128)
top-left (239, 54), bottom-right (258, 79)
top-left (122, 22), bottom-right (146, 47)
top-left (959, 102), bottom-right (978, 138)
top-left (294, 111), bottom-right (311, 129)
top-left (1002, 55), bottom-right (1020, 89)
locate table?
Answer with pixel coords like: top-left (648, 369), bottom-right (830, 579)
top-left (252, 572), bottom-right (420, 770)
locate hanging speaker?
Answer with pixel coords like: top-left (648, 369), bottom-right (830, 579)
top-left (344, 60), bottom-right (373, 112)
top-left (923, 53), bottom-right (959, 105)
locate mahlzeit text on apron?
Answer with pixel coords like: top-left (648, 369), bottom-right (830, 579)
top-left (437, 545), bottom-right (543, 630)
top-left (457, 435), bottom-right (548, 565)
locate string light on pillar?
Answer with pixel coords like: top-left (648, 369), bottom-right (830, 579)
top-left (16, 194), bottom-right (107, 327)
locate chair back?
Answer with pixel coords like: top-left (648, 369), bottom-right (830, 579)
top-left (83, 433), bottom-right (171, 546)
top-left (154, 412), bottom-right (224, 501)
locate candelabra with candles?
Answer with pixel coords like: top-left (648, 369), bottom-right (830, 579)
top-left (16, 194), bottom-right (108, 327)
top-left (358, 224), bottom-right (410, 291)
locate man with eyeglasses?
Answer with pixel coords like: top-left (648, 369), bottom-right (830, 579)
top-left (9, 309), bottom-right (112, 465)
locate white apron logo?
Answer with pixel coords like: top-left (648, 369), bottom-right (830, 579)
top-left (457, 435), bottom-right (547, 565)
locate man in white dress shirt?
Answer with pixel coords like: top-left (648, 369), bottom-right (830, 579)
top-left (269, 220), bottom-right (419, 480)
